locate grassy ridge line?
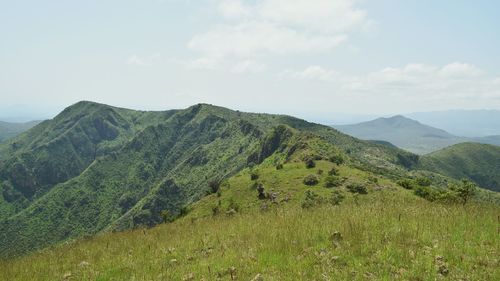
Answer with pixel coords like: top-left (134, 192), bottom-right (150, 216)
top-left (1, 161), bottom-right (498, 280)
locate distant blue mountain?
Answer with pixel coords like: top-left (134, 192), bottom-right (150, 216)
top-left (333, 115), bottom-right (500, 154)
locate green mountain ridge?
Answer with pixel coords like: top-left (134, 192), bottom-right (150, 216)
top-left (0, 101), bottom-right (498, 259)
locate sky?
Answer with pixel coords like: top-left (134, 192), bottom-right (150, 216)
top-left (1, 0), bottom-right (500, 122)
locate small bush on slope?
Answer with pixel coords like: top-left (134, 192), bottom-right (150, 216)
top-left (346, 183), bottom-right (368, 194)
top-left (303, 174), bottom-right (319, 186)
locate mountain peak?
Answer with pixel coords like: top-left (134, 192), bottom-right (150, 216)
top-left (333, 115), bottom-right (460, 154)
top-left (381, 115), bottom-right (416, 123)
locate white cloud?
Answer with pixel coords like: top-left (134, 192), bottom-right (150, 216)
top-left (189, 21), bottom-right (346, 57)
top-left (284, 63), bottom-right (500, 105)
top-left (257, 0), bottom-right (368, 33)
top-left (189, 0), bottom-right (368, 59)
top-left (439, 62), bottom-right (483, 78)
top-left (218, 0), bottom-right (252, 18)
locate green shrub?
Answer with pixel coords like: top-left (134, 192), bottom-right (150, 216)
top-left (435, 190), bottom-right (459, 204)
top-left (397, 179), bottom-right (414, 189)
top-left (305, 158), bottom-right (316, 169)
top-left (256, 183), bottom-right (267, 199)
top-left (346, 183), bottom-right (368, 194)
top-left (414, 186), bottom-right (436, 201)
top-left (303, 174), bottom-right (319, 186)
top-left (330, 190), bottom-right (345, 205)
top-left (301, 190), bottom-right (323, 208)
top-left (368, 176), bottom-right (378, 184)
top-left (275, 163), bottom-right (283, 170)
top-left (328, 166), bottom-right (339, 176)
top-left (324, 176), bottom-right (342, 188)
top-left (179, 206), bottom-right (190, 216)
top-left (415, 177), bottom-right (431, 187)
top-left (329, 154), bottom-right (345, 165)
top-left (450, 179), bottom-right (477, 205)
top-left (227, 198), bottom-right (240, 213)
top-left (250, 171), bottom-right (259, 181)
top-left (208, 180), bottom-right (221, 194)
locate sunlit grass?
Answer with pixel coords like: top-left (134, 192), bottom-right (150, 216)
top-left (1, 161), bottom-right (498, 280)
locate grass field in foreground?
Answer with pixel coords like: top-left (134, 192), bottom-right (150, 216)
top-left (1, 161), bottom-right (498, 280)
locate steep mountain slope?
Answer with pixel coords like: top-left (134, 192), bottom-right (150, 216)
top-left (333, 115), bottom-right (464, 154)
top-left (0, 120), bottom-right (41, 143)
top-left (0, 102), bottom-right (419, 257)
top-left (418, 143), bottom-right (500, 192)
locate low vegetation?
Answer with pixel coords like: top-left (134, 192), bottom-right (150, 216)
top-left (1, 160), bottom-right (498, 280)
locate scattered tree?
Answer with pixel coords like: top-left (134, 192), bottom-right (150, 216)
top-left (451, 179), bottom-right (477, 206)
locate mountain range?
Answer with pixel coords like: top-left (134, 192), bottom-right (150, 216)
top-left (333, 115), bottom-right (500, 154)
top-left (0, 101), bottom-right (499, 260)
